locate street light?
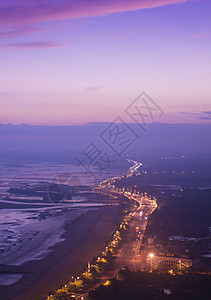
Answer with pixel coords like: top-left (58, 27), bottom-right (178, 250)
top-left (179, 260), bottom-right (181, 274)
top-left (149, 253), bottom-right (154, 272)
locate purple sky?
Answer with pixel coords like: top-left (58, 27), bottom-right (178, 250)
top-left (0, 0), bottom-right (210, 125)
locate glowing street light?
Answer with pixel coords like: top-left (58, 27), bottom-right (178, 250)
top-left (149, 253), bottom-right (154, 272)
top-left (179, 259), bottom-right (181, 273)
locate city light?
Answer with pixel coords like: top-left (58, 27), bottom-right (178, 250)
top-left (149, 253), bottom-right (154, 272)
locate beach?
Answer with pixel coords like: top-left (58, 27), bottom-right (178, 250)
top-left (0, 204), bottom-right (122, 300)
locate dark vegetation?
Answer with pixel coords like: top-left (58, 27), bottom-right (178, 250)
top-left (147, 188), bottom-right (211, 238)
top-left (88, 268), bottom-right (211, 300)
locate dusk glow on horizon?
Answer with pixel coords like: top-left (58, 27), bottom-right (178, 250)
top-left (0, 0), bottom-right (210, 125)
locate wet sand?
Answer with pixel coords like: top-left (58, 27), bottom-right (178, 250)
top-left (0, 205), bottom-right (121, 300)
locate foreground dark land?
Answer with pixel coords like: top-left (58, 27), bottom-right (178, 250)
top-left (88, 268), bottom-right (211, 300)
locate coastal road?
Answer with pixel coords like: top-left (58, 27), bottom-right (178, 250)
top-left (77, 187), bottom-right (157, 299)
top-left (115, 194), bottom-right (157, 271)
top-left (116, 210), bottom-right (142, 270)
top-left (96, 188), bottom-right (157, 273)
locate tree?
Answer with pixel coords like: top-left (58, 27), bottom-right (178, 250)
top-left (53, 289), bottom-right (69, 300)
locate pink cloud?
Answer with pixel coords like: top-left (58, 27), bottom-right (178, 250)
top-left (2, 41), bottom-right (68, 49)
top-left (0, 26), bottom-right (44, 39)
top-left (189, 32), bottom-right (205, 40)
top-left (108, 35), bottom-right (125, 40)
top-left (0, 0), bottom-right (188, 26)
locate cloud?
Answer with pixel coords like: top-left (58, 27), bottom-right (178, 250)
top-left (84, 84), bottom-right (108, 92)
top-left (189, 32), bottom-right (205, 40)
top-left (84, 19), bottom-right (95, 24)
top-left (108, 35), bottom-right (125, 40)
top-left (179, 111), bottom-right (211, 121)
top-left (179, 112), bottom-right (201, 116)
top-left (0, 0), bottom-right (188, 27)
top-left (2, 41), bottom-right (68, 49)
top-left (199, 116), bottom-right (211, 120)
top-left (202, 111), bottom-right (211, 115)
top-left (0, 26), bottom-right (43, 39)
top-left (199, 111), bottom-right (211, 120)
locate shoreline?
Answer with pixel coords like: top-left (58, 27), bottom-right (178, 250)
top-left (0, 204), bottom-right (122, 300)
